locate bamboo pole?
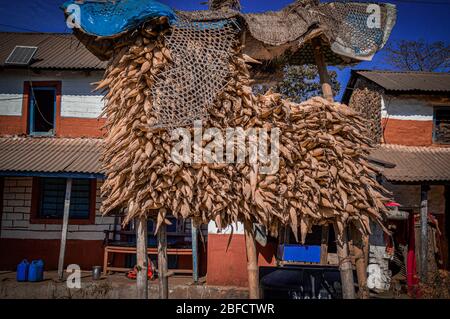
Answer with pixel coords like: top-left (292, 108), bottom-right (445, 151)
top-left (244, 220), bottom-right (259, 299)
top-left (312, 38), bottom-right (334, 102)
top-left (136, 216), bottom-right (148, 299)
top-left (58, 178), bottom-right (72, 280)
top-left (191, 219), bottom-right (199, 283)
top-left (350, 225), bottom-right (369, 299)
top-left (333, 223), bottom-right (356, 299)
top-left (158, 223), bottom-right (168, 299)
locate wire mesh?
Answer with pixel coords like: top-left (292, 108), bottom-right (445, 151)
top-left (151, 17), bottom-right (239, 129)
top-left (313, 1), bottom-right (391, 58)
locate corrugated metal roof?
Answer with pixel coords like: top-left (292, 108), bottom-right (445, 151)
top-left (0, 32), bottom-right (107, 69)
top-left (356, 70), bottom-right (450, 92)
top-left (370, 144), bottom-right (450, 182)
top-left (0, 137), bottom-right (103, 175)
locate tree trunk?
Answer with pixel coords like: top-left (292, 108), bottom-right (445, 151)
top-left (420, 185), bottom-right (429, 283)
top-left (312, 38), bottom-right (334, 102)
top-left (333, 223), bottom-right (356, 299)
top-left (351, 225), bottom-right (369, 299)
top-left (158, 223), bottom-right (168, 299)
top-left (244, 220), bottom-right (259, 299)
top-left (136, 216), bottom-right (148, 299)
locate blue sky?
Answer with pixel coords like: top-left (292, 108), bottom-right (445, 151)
top-left (0, 0), bottom-right (449, 100)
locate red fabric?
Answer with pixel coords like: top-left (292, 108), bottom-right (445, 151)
top-left (407, 213), bottom-right (419, 296)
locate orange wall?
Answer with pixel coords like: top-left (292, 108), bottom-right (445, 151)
top-left (0, 238), bottom-right (104, 270)
top-left (382, 119), bottom-right (433, 146)
top-left (0, 116), bottom-right (24, 135)
top-left (0, 116), bottom-right (105, 138)
top-left (57, 118), bottom-right (105, 138)
top-left (207, 234), bottom-right (276, 287)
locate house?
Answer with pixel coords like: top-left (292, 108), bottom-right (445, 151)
top-left (0, 32), bottom-right (204, 274)
top-left (342, 70), bottom-right (450, 289)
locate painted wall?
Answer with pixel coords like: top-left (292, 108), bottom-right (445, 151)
top-left (206, 221), bottom-right (276, 287)
top-left (381, 95), bottom-right (436, 146)
top-left (0, 177), bottom-right (114, 270)
top-left (0, 69), bottom-right (105, 137)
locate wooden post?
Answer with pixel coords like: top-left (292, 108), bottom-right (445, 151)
top-left (58, 178), bottom-right (72, 280)
top-left (350, 225), bottom-right (369, 299)
top-left (158, 223), bottom-right (168, 299)
top-left (333, 223), bottom-right (356, 299)
top-left (191, 219), bottom-right (199, 283)
top-left (136, 216), bottom-right (148, 299)
top-left (244, 220), bottom-right (259, 299)
top-left (320, 224), bottom-right (329, 264)
top-left (312, 38), bottom-right (334, 102)
top-left (420, 184), bottom-right (430, 283)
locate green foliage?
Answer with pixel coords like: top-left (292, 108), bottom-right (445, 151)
top-left (254, 64), bottom-right (340, 103)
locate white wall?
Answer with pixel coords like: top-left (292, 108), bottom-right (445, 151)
top-left (381, 95), bottom-right (434, 121)
top-left (0, 69), bottom-right (105, 119)
top-left (207, 220), bottom-right (245, 235)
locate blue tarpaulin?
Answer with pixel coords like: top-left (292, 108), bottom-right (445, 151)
top-left (62, 0), bottom-right (177, 37)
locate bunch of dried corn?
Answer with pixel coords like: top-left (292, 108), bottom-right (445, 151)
top-left (97, 32), bottom-right (390, 241)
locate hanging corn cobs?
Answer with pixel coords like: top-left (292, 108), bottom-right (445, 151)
top-left (97, 26), bottom-right (390, 242)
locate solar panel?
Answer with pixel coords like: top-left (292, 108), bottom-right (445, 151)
top-left (5, 46), bottom-right (38, 65)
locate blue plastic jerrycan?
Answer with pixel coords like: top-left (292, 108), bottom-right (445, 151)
top-left (28, 260), bottom-right (44, 282)
top-left (16, 259), bottom-right (29, 282)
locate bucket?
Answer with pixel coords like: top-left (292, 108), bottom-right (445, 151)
top-left (16, 259), bottom-right (29, 282)
top-left (28, 260), bottom-right (44, 282)
top-left (92, 266), bottom-right (102, 280)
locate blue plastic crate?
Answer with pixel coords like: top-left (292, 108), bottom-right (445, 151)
top-left (278, 244), bottom-right (321, 263)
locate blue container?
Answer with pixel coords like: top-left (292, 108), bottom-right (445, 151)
top-left (278, 245), bottom-right (321, 263)
top-left (28, 260), bottom-right (44, 282)
top-left (16, 259), bottom-right (29, 282)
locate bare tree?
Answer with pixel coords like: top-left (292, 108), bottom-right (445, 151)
top-left (207, 0), bottom-right (241, 10)
top-left (384, 39), bottom-right (450, 72)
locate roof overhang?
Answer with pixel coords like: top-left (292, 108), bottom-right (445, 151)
top-left (370, 144), bottom-right (450, 184)
top-left (0, 137), bottom-right (104, 178)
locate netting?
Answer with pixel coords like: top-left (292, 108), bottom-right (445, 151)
top-left (151, 17), bottom-right (239, 129)
top-left (313, 1), bottom-right (393, 58)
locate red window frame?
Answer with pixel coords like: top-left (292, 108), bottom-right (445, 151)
top-left (22, 81), bottom-right (62, 135)
top-left (30, 177), bottom-right (96, 225)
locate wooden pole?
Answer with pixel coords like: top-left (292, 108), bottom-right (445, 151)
top-left (312, 38), bottom-right (334, 102)
top-left (320, 224), bottom-right (329, 264)
top-left (158, 223), bottom-right (168, 299)
top-left (191, 219), bottom-right (199, 283)
top-left (333, 223), bottom-right (356, 299)
top-left (350, 225), bottom-right (369, 299)
top-left (136, 216), bottom-right (148, 299)
top-left (58, 178), bottom-right (72, 280)
top-left (420, 184), bottom-right (430, 283)
top-left (244, 220), bottom-right (259, 299)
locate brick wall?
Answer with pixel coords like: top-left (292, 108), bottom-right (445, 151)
top-left (1, 177), bottom-right (115, 240)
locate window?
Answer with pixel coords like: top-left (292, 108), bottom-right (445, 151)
top-left (29, 87), bottom-right (56, 136)
top-left (31, 177), bottom-right (96, 224)
top-left (433, 107), bottom-right (450, 144)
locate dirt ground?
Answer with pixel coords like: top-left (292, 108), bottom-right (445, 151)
top-left (0, 271), bottom-right (248, 299)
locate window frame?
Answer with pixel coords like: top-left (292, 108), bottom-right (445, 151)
top-left (30, 177), bottom-right (96, 225)
top-left (22, 81), bottom-right (61, 136)
top-left (28, 87), bottom-right (57, 136)
top-left (433, 106), bottom-right (450, 145)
